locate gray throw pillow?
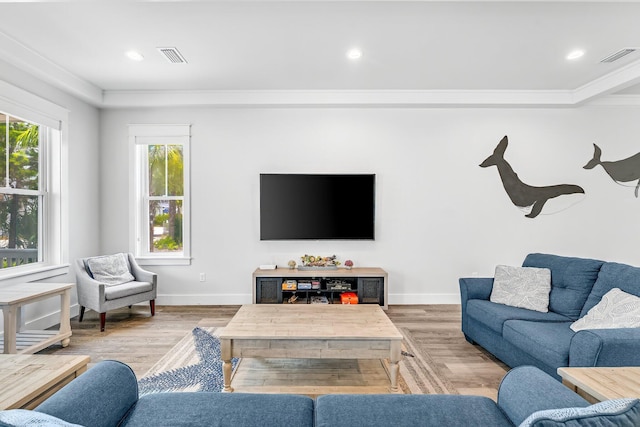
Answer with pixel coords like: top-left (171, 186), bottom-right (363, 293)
top-left (518, 398), bottom-right (640, 427)
top-left (570, 288), bottom-right (640, 332)
top-left (490, 265), bottom-right (551, 313)
top-left (86, 253), bottom-right (135, 286)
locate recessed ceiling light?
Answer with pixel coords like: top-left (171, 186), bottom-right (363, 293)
top-left (126, 50), bottom-right (144, 61)
top-left (346, 48), bottom-right (363, 60)
top-left (566, 50), bottom-right (585, 60)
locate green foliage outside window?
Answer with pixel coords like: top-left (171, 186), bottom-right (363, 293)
top-left (148, 145), bottom-right (184, 252)
top-left (0, 115), bottom-right (40, 267)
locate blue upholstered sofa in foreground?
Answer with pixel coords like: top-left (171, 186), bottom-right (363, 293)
top-left (460, 253), bottom-right (640, 379)
top-left (3, 360), bottom-right (639, 426)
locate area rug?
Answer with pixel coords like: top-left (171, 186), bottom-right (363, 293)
top-left (398, 327), bottom-right (458, 395)
top-left (138, 324), bottom-right (457, 396)
top-left (138, 327), bottom-right (238, 396)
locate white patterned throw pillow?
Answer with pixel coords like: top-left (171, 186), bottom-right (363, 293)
top-left (570, 288), bottom-right (640, 332)
top-left (86, 253), bottom-right (135, 286)
top-left (0, 409), bottom-right (84, 426)
top-left (519, 398), bottom-right (640, 427)
top-left (490, 265), bottom-right (551, 313)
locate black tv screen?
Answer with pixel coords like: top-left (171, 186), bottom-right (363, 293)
top-left (260, 174), bottom-right (375, 240)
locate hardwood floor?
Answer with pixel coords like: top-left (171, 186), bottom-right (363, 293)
top-left (39, 304), bottom-right (509, 400)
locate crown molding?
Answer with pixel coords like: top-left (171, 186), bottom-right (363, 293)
top-left (101, 88), bottom-right (640, 108)
top-left (102, 89), bottom-right (580, 108)
top-left (0, 31), bottom-right (103, 106)
top-left (572, 58), bottom-right (640, 105)
top-left (582, 94), bottom-right (640, 106)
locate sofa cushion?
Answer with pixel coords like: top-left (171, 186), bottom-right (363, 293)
top-left (523, 253), bottom-right (604, 320)
top-left (571, 288), bottom-right (640, 332)
top-left (519, 398), bottom-right (640, 427)
top-left (123, 392), bottom-right (314, 427)
top-left (104, 281), bottom-right (153, 301)
top-left (503, 320), bottom-right (575, 369)
top-left (86, 253), bottom-right (135, 285)
top-left (581, 262), bottom-right (640, 317)
top-left (315, 394), bottom-right (513, 427)
top-left (491, 265), bottom-right (551, 312)
top-left (467, 300), bottom-right (571, 335)
top-left (0, 409), bottom-right (83, 427)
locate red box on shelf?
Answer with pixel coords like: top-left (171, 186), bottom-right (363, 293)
top-left (340, 292), bottom-right (358, 304)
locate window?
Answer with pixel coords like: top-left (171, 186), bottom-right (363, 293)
top-left (130, 125), bottom-right (191, 265)
top-left (0, 80), bottom-right (66, 281)
top-left (0, 113), bottom-right (42, 268)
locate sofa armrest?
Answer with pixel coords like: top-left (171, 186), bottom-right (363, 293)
top-left (35, 360), bottom-right (138, 427)
top-left (497, 366), bottom-right (589, 426)
top-left (127, 253), bottom-right (157, 286)
top-left (75, 260), bottom-right (106, 312)
top-left (459, 277), bottom-right (494, 337)
top-left (459, 277), bottom-right (494, 302)
top-left (570, 328), bottom-right (640, 367)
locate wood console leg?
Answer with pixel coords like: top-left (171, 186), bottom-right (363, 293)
top-left (59, 290), bottom-right (72, 344)
top-left (3, 306), bottom-right (17, 354)
top-left (221, 337), bottom-right (234, 392)
top-left (389, 341), bottom-right (402, 393)
top-left (222, 359), bottom-right (234, 392)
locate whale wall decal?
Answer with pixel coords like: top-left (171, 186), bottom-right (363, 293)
top-left (480, 136), bottom-right (585, 219)
top-left (584, 144), bottom-right (640, 198)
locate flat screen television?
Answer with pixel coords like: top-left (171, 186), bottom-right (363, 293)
top-left (260, 174), bottom-right (375, 240)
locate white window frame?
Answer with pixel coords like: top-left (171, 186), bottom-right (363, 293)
top-left (0, 80), bottom-right (68, 284)
top-left (129, 124), bottom-right (191, 266)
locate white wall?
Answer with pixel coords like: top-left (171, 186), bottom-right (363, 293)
top-left (99, 105), bottom-right (640, 305)
top-left (0, 60), bottom-right (100, 327)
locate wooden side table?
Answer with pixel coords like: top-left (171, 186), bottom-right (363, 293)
top-left (557, 367), bottom-right (640, 403)
top-left (0, 354), bottom-right (90, 409)
top-left (0, 282), bottom-right (74, 354)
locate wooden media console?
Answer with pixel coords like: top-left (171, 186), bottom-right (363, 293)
top-left (253, 267), bottom-right (388, 309)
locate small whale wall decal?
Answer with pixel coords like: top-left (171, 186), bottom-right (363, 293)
top-left (480, 136), bottom-right (585, 218)
top-left (583, 144), bottom-right (640, 197)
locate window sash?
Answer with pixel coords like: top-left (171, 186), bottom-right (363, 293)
top-left (129, 125), bottom-right (191, 264)
top-left (0, 115), bottom-right (56, 271)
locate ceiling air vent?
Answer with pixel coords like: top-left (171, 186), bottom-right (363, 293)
top-left (157, 47), bottom-right (188, 64)
top-left (600, 48), bottom-right (637, 63)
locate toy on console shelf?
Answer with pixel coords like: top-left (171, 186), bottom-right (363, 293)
top-left (300, 254), bottom-right (341, 268)
top-left (340, 292), bottom-right (358, 304)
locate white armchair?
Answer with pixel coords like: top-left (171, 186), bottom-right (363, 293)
top-left (75, 253), bottom-right (157, 332)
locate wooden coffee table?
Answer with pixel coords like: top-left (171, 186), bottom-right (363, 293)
top-left (0, 354), bottom-right (90, 409)
top-left (557, 367), bottom-right (640, 403)
top-left (219, 304), bottom-right (403, 393)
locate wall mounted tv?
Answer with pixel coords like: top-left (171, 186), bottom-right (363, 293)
top-left (260, 174), bottom-right (375, 240)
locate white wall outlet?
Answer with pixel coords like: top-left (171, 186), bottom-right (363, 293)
top-left (199, 273), bottom-right (206, 282)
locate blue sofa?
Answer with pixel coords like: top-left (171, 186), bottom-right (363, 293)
top-left (3, 360), bottom-right (638, 426)
top-left (460, 253), bottom-right (640, 379)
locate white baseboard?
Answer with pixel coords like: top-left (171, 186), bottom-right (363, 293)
top-left (156, 294), bottom-right (252, 305)
top-left (388, 293), bottom-right (460, 305)
top-left (23, 304), bottom-right (81, 330)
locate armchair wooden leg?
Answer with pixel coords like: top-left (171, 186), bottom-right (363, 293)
top-left (100, 313), bottom-right (106, 332)
top-left (150, 300), bottom-right (156, 316)
top-left (78, 306), bottom-right (85, 322)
